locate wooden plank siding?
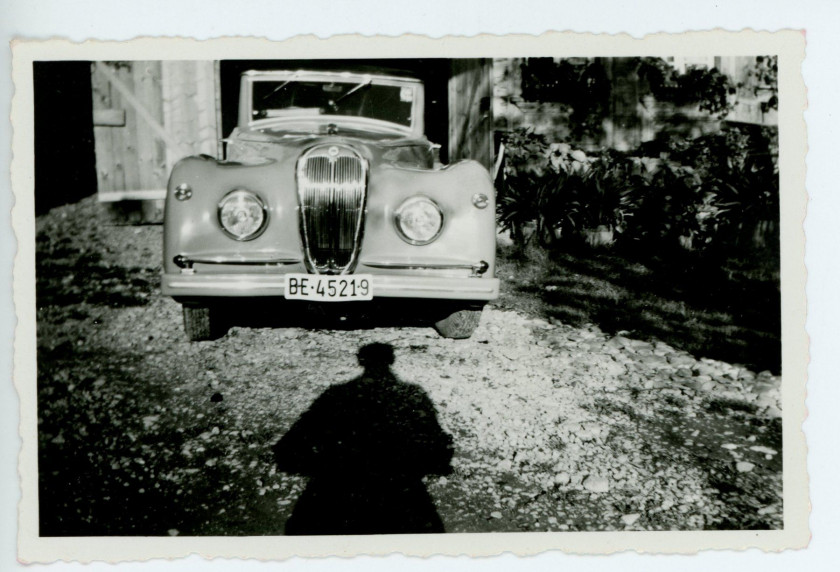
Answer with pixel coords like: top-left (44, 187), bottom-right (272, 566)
top-left (91, 60), bottom-right (496, 221)
top-left (448, 59), bottom-right (495, 172)
top-left (91, 63), bottom-right (123, 193)
top-left (133, 61), bottom-right (168, 193)
top-left (160, 61), bottom-right (219, 169)
top-left (91, 61), bottom-right (219, 222)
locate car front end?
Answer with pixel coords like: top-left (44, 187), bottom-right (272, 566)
top-left (162, 70), bottom-right (499, 340)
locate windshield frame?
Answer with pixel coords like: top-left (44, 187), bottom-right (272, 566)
top-left (239, 70), bottom-right (425, 137)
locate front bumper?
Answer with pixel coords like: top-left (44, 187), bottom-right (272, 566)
top-left (161, 273), bottom-right (500, 301)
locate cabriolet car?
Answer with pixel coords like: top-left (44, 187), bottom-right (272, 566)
top-left (162, 69), bottom-right (499, 340)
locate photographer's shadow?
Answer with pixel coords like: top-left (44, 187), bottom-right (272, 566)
top-left (273, 343), bottom-right (453, 535)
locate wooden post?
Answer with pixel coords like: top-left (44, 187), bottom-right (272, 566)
top-left (214, 60), bottom-right (224, 159)
top-left (448, 59), bottom-right (495, 172)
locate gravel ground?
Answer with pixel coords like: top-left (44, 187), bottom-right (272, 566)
top-left (35, 196), bottom-right (783, 535)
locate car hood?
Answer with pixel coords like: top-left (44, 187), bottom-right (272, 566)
top-left (226, 128), bottom-right (435, 170)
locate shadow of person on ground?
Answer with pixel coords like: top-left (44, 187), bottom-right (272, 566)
top-left (273, 343), bottom-right (453, 535)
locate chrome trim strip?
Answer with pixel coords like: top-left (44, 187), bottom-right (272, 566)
top-left (165, 279), bottom-right (497, 295)
top-left (361, 260), bottom-right (490, 277)
top-left (174, 254), bottom-right (301, 269)
top-left (379, 284), bottom-right (497, 294)
top-left (167, 281), bottom-right (285, 291)
top-left (363, 262), bottom-right (474, 270)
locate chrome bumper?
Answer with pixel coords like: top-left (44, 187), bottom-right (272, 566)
top-left (161, 273), bottom-right (499, 300)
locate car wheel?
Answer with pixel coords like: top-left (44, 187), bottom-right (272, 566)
top-left (182, 305), bottom-right (226, 341)
top-left (433, 305), bottom-right (483, 339)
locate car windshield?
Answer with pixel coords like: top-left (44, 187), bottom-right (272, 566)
top-left (251, 78), bottom-right (415, 128)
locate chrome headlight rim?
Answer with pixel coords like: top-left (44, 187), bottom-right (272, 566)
top-left (217, 189), bottom-right (269, 242)
top-left (393, 195), bottom-right (444, 246)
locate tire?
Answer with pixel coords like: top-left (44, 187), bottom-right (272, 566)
top-left (433, 306), bottom-right (483, 339)
top-left (182, 305), bottom-right (226, 341)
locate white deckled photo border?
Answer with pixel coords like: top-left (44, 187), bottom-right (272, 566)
top-left (11, 30), bottom-right (808, 562)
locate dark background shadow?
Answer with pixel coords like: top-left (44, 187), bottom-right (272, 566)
top-left (208, 298), bottom-right (473, 336)
top-left (273, 343), bottom-right (453, 535)
top-left (34, 61), bottom-right (98, 215)
top-left (501, 243), bottom-right (780, 374)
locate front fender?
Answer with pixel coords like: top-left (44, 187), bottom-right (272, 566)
top-left (163, 156), bottom-right (303, 275)
top-left (359, 160), bottom-right (497, 277)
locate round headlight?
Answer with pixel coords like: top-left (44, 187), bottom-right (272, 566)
top-left (394, 196), bottom-right (444, 245)
top-left (218, 189), bottom-right (268, 241)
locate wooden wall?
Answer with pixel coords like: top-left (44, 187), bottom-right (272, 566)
top-left (92, 61), bottom-right (166, 198)
top-left (91, 59), bottom-right (495, 221)
top-left (160, 61), bottom-right (221, 168)
top-left (91, 61), bottom-right (219, 220)
top-left (448, 59), bottom-right (495, 172)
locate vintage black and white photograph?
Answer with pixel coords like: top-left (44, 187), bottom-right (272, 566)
top-left (12, 31), bottom-right (808, 560)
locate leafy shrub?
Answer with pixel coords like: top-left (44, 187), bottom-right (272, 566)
top-left (497, 172), bottom-right (546, 244)
top-left (625, 159), bottom-right (704, 248)
top-left (713, 159), bottom-right (780, 249)
top-left (500, 128), bottom-right (551, 177)
top-left (568, 160), bottom-right (636, 232)
top-left (741, 55), bottom-right (779, 113)
top-left (520, 58), bottom-right (611, 140)
top-left (498, 124), bottom-right (778, 256)
top-left (661, 125), bottom-right (780, 250)
top-left (635, 57), bottom-right (736, 117)
top-left (496, 129), bottom-right (552, 245)
top-left (533, 169), bottom-right (580, 246)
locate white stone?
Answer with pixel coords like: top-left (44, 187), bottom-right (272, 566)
top-left (736, 462), bottom-right (755, 473)
top-left (621, 513), bottom-right (641, 526)
top-left (583, 475), bottom-right (610, 493)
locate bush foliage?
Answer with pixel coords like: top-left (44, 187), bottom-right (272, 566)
top-left (635, 57), bottom-right (736, 117)
top-left (497, 125), bottom-right (779, 255)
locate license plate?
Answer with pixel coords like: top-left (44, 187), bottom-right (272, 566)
top-left (284, 274), bottom-right (373, 301)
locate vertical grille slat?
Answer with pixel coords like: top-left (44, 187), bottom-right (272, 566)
top-left (297, 145), bottom-right (367, 274)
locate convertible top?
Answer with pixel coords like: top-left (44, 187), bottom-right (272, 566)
top-left (231, 60), bottom-right (431, 81)
top-left (242, 69), bottom-right (423, 85)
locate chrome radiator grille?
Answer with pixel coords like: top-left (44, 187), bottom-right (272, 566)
top-left (296, 145), bottom-right (368, 274)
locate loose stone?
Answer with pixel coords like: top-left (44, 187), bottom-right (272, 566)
top-left (583, 475), bottom-right (610, 493)
top-left (621, 513), bottom-right (641, 526)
